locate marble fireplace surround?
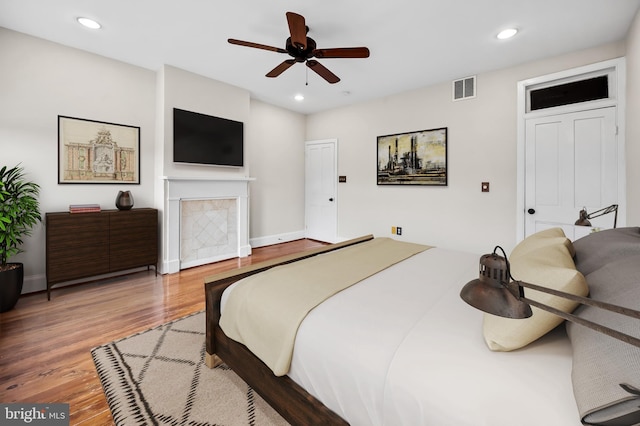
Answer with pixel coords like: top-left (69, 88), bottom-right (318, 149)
top-left (162, 176), bottom-right (253, 274)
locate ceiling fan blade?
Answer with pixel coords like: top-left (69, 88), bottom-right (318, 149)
top-left (313, 47), bottom-right (370, 59)
top-left (266, 59), bottom-right (296, 78)
top-left (286, 12), bottom-right (307, 50)
top-left (228, 38), bottom-right (287, 54)
top-left (306, 60), bottom-right (340, 84)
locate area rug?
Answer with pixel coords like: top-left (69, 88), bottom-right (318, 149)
top-left (91, 311), bottom-right (289, 426)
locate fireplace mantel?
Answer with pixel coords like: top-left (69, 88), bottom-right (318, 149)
top-left (162, 176), bottom-right (254, 274)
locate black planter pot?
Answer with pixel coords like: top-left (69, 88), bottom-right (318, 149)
top-left (0, 263), bottom-right (24, 312)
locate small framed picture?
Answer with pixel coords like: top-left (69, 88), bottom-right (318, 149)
top-left (377, 127), bottom-right (447, 186)
top-left (58, 115), bottom-right (140, 184)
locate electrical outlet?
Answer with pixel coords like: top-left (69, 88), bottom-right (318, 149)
top-left (397, 227), bottom-right (402, 235)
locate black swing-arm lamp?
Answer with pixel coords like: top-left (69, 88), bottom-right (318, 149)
top-left (575, 204), bottom-right (618, 228)
top-left (460, 246), bottom-right (640, 348)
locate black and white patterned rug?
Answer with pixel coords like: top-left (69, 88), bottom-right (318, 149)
top-left (91, 311), bottom-right (289, 426)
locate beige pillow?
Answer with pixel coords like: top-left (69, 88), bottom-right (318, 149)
top-left (482, 229), bottom-right (588, 351)
top-left (510, 227), bottom-right (575, 260)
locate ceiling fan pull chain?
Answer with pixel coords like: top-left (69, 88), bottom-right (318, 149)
top-left (306, 64), bottom-right (309, 86)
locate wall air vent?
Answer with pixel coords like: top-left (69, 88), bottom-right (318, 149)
top-left (453, 76), bottom-right (476, 101)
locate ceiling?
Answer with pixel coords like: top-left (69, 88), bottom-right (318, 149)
top-left (1, 0), bottom-right (639, 114)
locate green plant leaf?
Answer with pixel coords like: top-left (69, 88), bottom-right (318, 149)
top-left (0, 164), bottom-right (41, 266)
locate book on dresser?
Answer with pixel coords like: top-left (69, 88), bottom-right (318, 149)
top-left (69, 204), bottom-right (101, 213)
top-left (45, 208), bottom-right (158, 300)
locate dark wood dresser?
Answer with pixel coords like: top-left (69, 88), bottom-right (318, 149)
top-left (45, 208), bottom-right (158, 300)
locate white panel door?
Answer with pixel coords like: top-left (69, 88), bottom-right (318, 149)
top-left (524, 107), bottom-right (617, 238)
top-left (305, 139), bottom-right (337, 242)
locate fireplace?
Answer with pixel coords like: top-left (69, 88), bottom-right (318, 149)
top-left (163, 177), bottom-right (253, 273)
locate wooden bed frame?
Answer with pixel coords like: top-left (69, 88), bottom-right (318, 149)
top-left (204, 235), bottom-right (373, 426)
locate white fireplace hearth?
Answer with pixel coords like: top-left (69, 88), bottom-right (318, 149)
top-left (162, 176), bottom-right (253, 273)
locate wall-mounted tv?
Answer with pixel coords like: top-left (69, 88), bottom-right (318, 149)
top-left (173, 108), bottom-right (244, 167)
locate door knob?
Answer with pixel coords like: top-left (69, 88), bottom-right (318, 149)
top-left (527, 208), bottom-right (536, 214)
top-left (329, 198), bottom-right (334, 202)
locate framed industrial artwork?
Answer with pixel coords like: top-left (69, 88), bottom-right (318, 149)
top-left (58, 115), bottom-right (140, 184)
top-left (377, 127), bottom-right (447, 186)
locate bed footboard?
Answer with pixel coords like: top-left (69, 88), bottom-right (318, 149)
top-left (204, 235), bottom-right (372, 425)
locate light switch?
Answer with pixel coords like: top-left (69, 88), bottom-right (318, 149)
top-left (482, 182), bottom-right (490, 192)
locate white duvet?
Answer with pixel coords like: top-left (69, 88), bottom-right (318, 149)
top-left (224, 247), bottom-right (581, 425)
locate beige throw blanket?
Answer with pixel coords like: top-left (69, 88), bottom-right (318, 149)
top-left (220, 237), bottom-right (430, 376)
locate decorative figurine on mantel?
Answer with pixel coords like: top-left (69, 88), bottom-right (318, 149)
top-left (115, 190), bottom-right (134, 210)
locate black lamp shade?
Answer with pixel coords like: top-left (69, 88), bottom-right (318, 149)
top-left (460, 252), bottom-right (533, 319)
top-left (461, 244), bottom-right (640, 349)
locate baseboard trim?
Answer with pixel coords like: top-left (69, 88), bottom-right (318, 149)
top-left (163, 259), bottom-right (181, 275)
top-left (21, 267), bottom-right (152, 295)
top-left (250, 230), bottom-right (306, 248)
top-left (22, 273), bottom-right (46, 295)
top-left (239, 244), bottom-right (252, 257)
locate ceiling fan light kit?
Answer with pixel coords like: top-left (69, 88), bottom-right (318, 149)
top-left (228, 11), bottom-right (370, 84)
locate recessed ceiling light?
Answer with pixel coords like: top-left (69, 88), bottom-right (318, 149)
top-left (77, 17), bottom-right (101, 29)
top-left (294, 94), bottom-right (304, 101)
top-left (497, 28), bottom-right (518, 40)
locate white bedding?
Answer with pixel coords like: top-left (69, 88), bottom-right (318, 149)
top-left (223, 247), bottom-right (581, 426)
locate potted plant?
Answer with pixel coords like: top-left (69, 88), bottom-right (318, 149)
top-left (0, 164), bottom-right (41, 312)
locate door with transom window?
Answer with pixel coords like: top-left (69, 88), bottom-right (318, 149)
top-left (524, 107), bottom-right (619, 238)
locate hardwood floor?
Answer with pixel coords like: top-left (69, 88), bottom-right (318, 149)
top-left (0, 239), bottom-right (326, 425)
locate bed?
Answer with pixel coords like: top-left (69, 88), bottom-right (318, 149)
top-left (204, 228), bottom-right (640, 426)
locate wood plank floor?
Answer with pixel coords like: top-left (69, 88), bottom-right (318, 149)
top-left (0, 239), bottom-right (326, 425)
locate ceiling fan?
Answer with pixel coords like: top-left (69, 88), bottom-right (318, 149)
top-left (228, 12), bottom-right (370, 84)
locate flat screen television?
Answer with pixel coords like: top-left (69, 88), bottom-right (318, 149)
top-left (173, 108), bottom-right (244, 167)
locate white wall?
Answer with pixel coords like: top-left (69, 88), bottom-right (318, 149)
top-left (153, 68), bottom-right (307, 245)
top-left (154, 68), bottom-right (307, 258)
top-left (626, 9), bottom-right (640, 225)
top-left (306, 42), bottom-right (627, 254)
top-left (0, 28), bottom-right (157, 292)
top-left (246, 100), bottom-right (306, 246)
top-left (155, 65), bottom-right (251, 270)
top-left (157, 65), bottom-right (250, 180)
top-left (0, 28), bottom-right (306, 294)
top-left (1, 17), bottom-right (638, 295)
